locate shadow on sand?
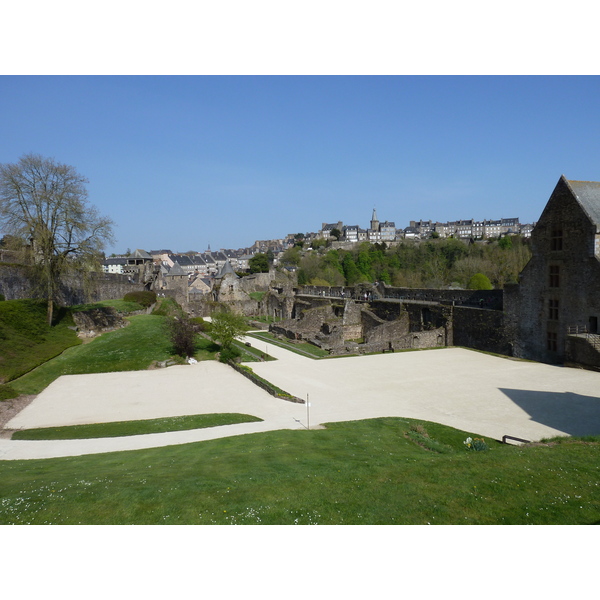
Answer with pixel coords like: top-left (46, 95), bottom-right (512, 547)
top-left (500, 388), bottom-right (600, 438)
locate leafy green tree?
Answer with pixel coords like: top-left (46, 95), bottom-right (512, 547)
top-left (322, 250), bottom-right (344, 276)
top-left (249, 253), bottom-right (270, 273)
top-left (280, 245), bottom-right (302, 266)
top-left (342, 253), bottom-right (361, 285)
top-left (356, 247), bottom-right (373, 279)
top-left (208, 310), bottom-right (247, 360)
top-left (468, 273), bottom-right (493, 290)
top-left (310, 238), bottom-right (327, 250)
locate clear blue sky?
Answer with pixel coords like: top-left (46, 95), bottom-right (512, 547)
top-left (2, 75), bottom-right (600, 255)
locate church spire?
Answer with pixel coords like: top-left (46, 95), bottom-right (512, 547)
top-left (370, 208), bottom-right (379, 231)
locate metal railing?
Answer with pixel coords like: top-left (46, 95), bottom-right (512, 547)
top-left (566, 325), bottom-right (600, 351)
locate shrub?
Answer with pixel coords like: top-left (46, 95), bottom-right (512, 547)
top-left (123, 291), bottom-right (157, 308)
top-left (219, 345), bottom-right (241, 363)
top-left (468, 273), bottom-right (493, 290)
top-left (190, 317), bottom-right (210, 332)
top-left (463, 437), bottom-right (489, 451)
top-left (168, 316), bottom-right (197, 358)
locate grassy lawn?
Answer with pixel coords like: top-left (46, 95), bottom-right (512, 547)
top-left (247, 331), bottom-right (330, 358)
top-left (10, 315), bottom-right (218, 396)
top-left (232, 339), bottom-right (276, 362)
top-left (0, 300), bottom-right (82, 384)
top-left (11, 413), bottom-right (262, 440)
top-left (1, 417), bottom-right (599, 524)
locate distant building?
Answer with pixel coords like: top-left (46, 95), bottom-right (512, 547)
top-left (343, 225), bottom-right (360, 243)
top-left (102, 256), bottom-right (127, 274)
top-left (379, 221), bottom-right (396, 242)
top-left (320, 222), bottom-right (344, 239)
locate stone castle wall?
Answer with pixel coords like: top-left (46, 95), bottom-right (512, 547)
top-left (564, 335), bottom-right (600, 371)
top-left (0, 264), bottom-right (144, 304)
top-left (452, 305), bottom-right (510, 355)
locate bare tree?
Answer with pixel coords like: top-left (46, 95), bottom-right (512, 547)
top-left (0, 154), bottom-right (114, 324)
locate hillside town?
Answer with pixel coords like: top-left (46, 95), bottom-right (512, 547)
top-left (101, 211), bottom-right (536, 286)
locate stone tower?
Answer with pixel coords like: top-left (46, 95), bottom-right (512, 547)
top-left (370, 208), bottom-right (379, 232)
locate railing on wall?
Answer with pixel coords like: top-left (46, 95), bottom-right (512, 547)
top-left (296, 284), bottom-right (502, 309)
top-left (566, 325), bottom-right (600, 351)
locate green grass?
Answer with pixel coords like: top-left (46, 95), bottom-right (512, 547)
top-left (9, 314), bottom-right (216, 396)
top-left (0, 300), bottom-right (82, 383)
top-left (1, 417), bottom-right (599, 524)
top-left (232, 339), bottom-right (276, 362)
top-left (247, 331), bottom-right (330, 358)
top-left (248, 292), bottom-right (266, 302)
top-left (11, 413), bottom-right (262, 440)
top-left (0, 383), bottom-right (18, 401)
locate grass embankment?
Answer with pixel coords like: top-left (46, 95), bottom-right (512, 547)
top-left (0, 300), bottom-right (82, 387)
top-left (10, 314), bottom-right (219, 396)
top-left (1, 417), bottom-right (599, 525)
top-left (247, 331), bottom-right (330, 358)
top-left (11, 413), bottom-right (262, 440)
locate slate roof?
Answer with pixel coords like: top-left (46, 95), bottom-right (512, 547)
top-left (103, 257), bottom-right (127, 266)
top-left (166, 262), bottom-right (186, 276)
top-left (129, 249), bottom-right (152, 260)
top-left (168, 254), bottom-right (195, 267)
top-left (566, 177), bottom-right (600, 228)
top-left (215, 260), bottom-right (239, 279)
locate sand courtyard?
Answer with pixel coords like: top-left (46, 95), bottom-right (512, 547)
top-left (2, 341), bottom-right (600, 460)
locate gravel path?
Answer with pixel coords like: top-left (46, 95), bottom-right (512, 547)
top-left (2, 342), bottom-right (600, 460)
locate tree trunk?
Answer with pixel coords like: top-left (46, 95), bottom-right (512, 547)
top-left (47, 298), bottom-right (54, 327)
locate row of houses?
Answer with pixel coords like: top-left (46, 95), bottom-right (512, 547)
top-left (104, 249), bottom-right (253, 277)
top-left (315, 210), bottom-right (397, 244)
top-left (102, 248), bottom-right (245, 298)
top-left (101, 211), bottom-right (535, 283)
top-left (312, 212), bottom-right (535, 244)
top-left (406, 218), bottom-right (535, 239)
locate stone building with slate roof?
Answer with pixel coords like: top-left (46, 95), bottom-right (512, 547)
top-left (505, 175), bottom-right (600, 367)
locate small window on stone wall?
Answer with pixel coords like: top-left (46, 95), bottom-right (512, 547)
top-left (549, 265), bottom-right (560, 288)
top-left (551, 228), bottom-right (563, 251)
top-left (548, 299), bottom-right (559, 320)
top-left (547, 331), bottom-right (558, 352)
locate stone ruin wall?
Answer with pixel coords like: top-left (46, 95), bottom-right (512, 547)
top-left (564, 335), bottom-right (600, 372)
top-left (270, 297), bottom-right (450, 354)
top-left (71, 306), bottom-right (127, 338)
top-left (0, 264), bottom-right (144, 305)
top-left (270, 287), bottom-right (511, 356)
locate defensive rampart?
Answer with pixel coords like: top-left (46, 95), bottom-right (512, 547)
top-left (0, 264), bottom-right (144, 304)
